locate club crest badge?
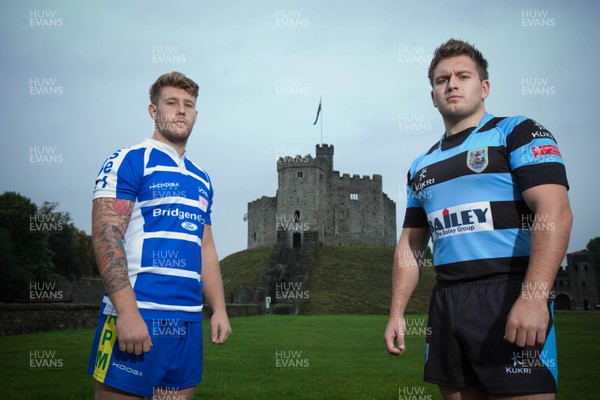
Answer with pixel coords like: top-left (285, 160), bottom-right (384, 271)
top-left (467, 147), bottom-right (488, 173)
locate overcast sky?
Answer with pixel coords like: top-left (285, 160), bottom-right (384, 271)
top-left (1, 0), bottom-right (598, 260)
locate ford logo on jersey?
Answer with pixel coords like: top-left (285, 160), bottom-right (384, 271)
top-left (181, 221), bottom-right (198, 232)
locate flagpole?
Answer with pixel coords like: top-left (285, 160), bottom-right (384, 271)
top-left (313, 96), bottom-right (322, 144)
top-left (320, 98), bottom-right (323, 145)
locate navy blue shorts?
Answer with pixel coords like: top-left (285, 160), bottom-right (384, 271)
top-left (424, 274), bottom-right (558, 395)
top-left (87, 313), bottom-right (203, 397)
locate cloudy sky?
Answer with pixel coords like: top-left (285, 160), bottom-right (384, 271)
top-left (1, 0), bottom-right (598, 260)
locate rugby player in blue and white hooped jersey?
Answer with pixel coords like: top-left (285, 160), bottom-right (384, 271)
top-left (87, 72), bottom-right (231, 400)
top-left (384, 39), bottom-right (572, 399)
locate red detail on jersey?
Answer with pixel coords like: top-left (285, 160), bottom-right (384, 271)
top-left (531, 145), bottom-right (561, 158)
top-left (442, 208), bottom-right (449, 216)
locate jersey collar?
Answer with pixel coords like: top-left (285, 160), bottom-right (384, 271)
top-left (438, 112), bottom-right (495, 151)
top-left (144, 138), bottom-right (186, 162)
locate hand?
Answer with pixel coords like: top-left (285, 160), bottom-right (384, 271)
top-left (116, 311), bottom-right (152, 355)
top-left (210, 310), bottom-right (231, 344)
top-left (504, 297), bottom-right (549, 348)
top-left (384, 316), bottom-right (406, 355)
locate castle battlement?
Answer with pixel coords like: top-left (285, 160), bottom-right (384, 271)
top-left (316, 144), bottom-right (334, 156)
top-left (334, 171), bottom-right (382, 182)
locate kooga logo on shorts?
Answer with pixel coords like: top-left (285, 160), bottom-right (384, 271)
top-left (427, 201), bottom-right (494, 240)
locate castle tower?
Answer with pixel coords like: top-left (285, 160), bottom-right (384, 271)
top-left (247, 143), bottom-right (396, 249)
top-left (275, 144), bottom-right (334, 247)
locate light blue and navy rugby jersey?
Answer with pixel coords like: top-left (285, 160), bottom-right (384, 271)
top-left (403, 113), bottom-right (568, 281)
top-left (94, 138), bottom-right (213, 321)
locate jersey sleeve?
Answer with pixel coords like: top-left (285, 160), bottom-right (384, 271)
top-left (402, 170), bottom-right (429, 228)
top-left (506, 118), bottom-right (569, 192)
top-left (203, 173), bottom-right (214, 226)
top-left (93, 148), bottom-right (143, 201)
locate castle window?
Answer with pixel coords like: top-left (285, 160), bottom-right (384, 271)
top-left (297, 171), bottom-right (303, 178)
top-left (350, 193), bottom-right (358, 201)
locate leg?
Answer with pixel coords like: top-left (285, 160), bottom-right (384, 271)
top-left (95, 380), bottom-right (142, 400)
top-left (490, 394), bottom-right (554, 400)
top-left (152, 386), bottom-right (196, 400)
top-left (440, 385), bottom-right (489, 400)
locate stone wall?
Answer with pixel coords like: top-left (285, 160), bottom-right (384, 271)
top-left (0, 303), bottom-right (101, 335)
top-left (0, 303), bottom-right (262, 336)
top-left (247, 196), bottom-right (277, 249)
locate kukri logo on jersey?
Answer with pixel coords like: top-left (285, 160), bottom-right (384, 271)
top-left (427, 202), bottom-right (494, 239)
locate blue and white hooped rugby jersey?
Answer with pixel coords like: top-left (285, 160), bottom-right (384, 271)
top-left (94, 138), bottom-right (213, 321)
top-left (403, 113), bottom-right (569, 281)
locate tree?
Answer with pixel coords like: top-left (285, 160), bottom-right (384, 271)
top-left (586, 237), bottom-right (600, 265)
top-left (40, 201), bottom-right (96, 281)
top-left (41, 202), bottom-right (83, 281)
top-left (0, 192), bottom-right (56, 302)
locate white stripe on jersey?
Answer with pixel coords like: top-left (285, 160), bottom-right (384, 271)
top-left (137, 266), bottom-right (200, 280)
top-left (101, 296), bottom-right (204, 314)
top-left (145, 165), bottom-right (211, 189)
top-left (136, 301), bottom-right (203, 313)
top-left (144, 231), bottom-right (202, 246)
top-left (139, 196), bottom-right (200, 209)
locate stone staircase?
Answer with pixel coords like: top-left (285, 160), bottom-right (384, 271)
top-left (261, 231), bottom-right (319, 315)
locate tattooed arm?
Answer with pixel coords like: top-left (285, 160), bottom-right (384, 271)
top-left (92, 198), bottom-right (152, 355)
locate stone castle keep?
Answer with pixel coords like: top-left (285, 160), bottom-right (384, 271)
top-left (247, 144), bottom-right (397, 249)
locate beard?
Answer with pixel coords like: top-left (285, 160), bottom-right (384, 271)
top-left (438, 101), bottom-right (483, 126)
top-left (154, 114), bottom-right (193, 144)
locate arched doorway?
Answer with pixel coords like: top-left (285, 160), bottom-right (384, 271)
top-left (293, 232), bottom-right (301, 248)
top-left (554, 293), bottom-right (571, 310)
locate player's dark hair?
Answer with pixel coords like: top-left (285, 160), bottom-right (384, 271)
top-left (428, 39), bottom-right (489, 86)
top-left (149, 71), bottom-right (199, 105)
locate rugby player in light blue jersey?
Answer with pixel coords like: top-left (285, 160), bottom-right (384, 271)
top-left (88, 72), bottom-right (231, 399)
top-left (384, 39), bottom-right (572, 399)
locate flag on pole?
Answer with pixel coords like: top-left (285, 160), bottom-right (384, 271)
top-left (313, 97), bottom-right (322, 125)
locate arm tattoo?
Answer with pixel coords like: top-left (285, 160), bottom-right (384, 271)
top-left (112, 226), bottom-right (126, 255)
top-left (92, 198), bottom-right (134, 294)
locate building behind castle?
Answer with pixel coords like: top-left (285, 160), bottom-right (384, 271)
top-left (554, 251), bottom-right (599, 310)
top-left (247, 144), bottom-right (396, 249)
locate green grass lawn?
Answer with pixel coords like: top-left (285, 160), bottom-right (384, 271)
top-left (1, 313), bottom-right (598, 399)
